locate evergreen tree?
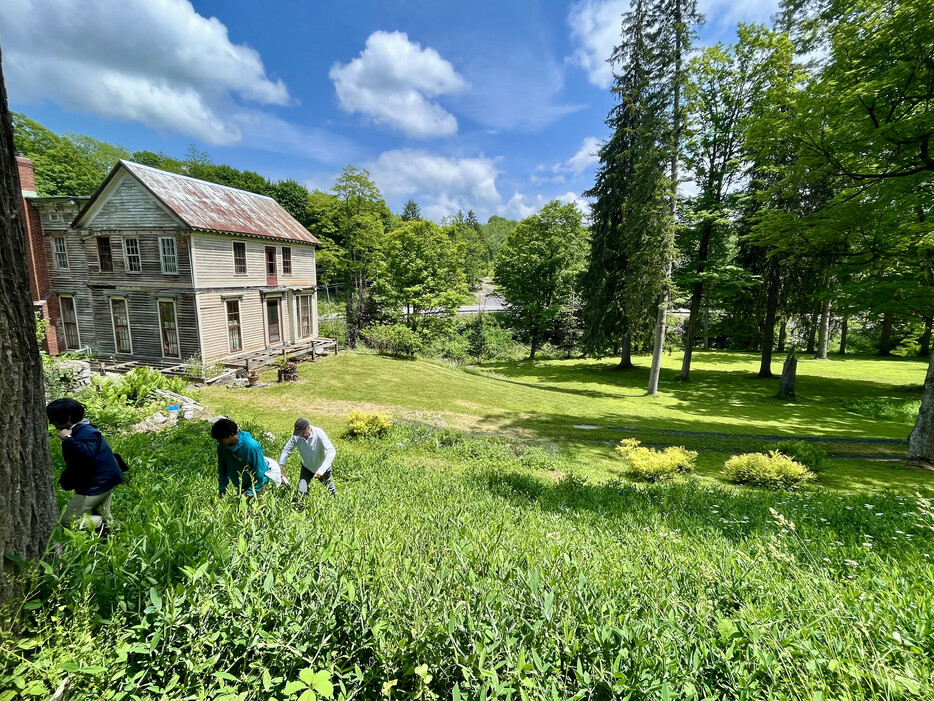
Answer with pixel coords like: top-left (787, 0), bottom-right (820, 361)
top-left (401, 198), bottom-right (421, 221)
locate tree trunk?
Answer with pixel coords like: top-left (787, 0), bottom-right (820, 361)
top-left (618, 333), bottom-right (633, 369)
top-left (878, 310), bottom-right (894, 356)
top-left (839, 314), bottom-right (848, 355)
top-left (817, 297), bottom-right (831, 360)
top-left (703, 304), bottom-right (709, 349)
top-left (805, 311), bottom-right (818, 354)
top-left (777, 317), bottom-right (787, 353)
top-left (680, 220), bottom-right (712, 381)
top-left (778, 349), bottom-right (797, 398)
top-left (529, 332), bottom-right (538, 361)
top-left (0, 51), bottom-right (58, 599)
top-left (908, 346), bottom-right (934, 463)
top-left (919, 317), bottom-right (932, 358)
top-left (758, 267), bottom-right (779, 378)
top-left (649, 0), bottom-right (685, 397)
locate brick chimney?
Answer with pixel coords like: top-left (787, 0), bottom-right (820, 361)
top-left (16, 156), bottom-right (61, 354)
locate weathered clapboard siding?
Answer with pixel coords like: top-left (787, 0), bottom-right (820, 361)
top-left (82, 231), bottom-right (193, 287)
top-left (190, 232), bottom-right (316, 289)
top-left (90, 290), bottom-right (199, 361)
top-left (84, 173), bottom-right (180, 229)
top-left (198, 290), bottom-right (274, 362)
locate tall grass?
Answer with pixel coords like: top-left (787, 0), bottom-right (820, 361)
top-left (3, 421), bottom-right (933, 700)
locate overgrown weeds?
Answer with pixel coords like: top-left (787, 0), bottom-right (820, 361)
top-left (3, 421), bottom-right (934, 700)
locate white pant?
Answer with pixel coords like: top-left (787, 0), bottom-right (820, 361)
top-left (63, 490), bottom-right (114, 529)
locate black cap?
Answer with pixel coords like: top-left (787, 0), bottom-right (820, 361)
top-left (293, 417), bottom-right (311, 435)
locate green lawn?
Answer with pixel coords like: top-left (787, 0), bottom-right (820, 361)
top-left (196, 349), bottom-right (933, 492)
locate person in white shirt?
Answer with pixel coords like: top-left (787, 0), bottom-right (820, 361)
top-left (279, 417), bottom-right (337, 497)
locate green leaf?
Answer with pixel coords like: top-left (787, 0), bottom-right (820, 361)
top-left (299, 668), bottom-right (316, 685)
top-left (149, 587), bottom-right (162, 611)
top-left (284, 680), bottom-right (306, 695)
top-left (309, 671), bottom-right (333, 696)
top-left (78, 665), bottom-right (107, 675)
top-left (298, 690), bottom-right (318, 701)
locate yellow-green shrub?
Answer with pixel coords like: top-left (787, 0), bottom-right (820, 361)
top-left (723, 451), bottom-right (816, 490)
top-left (615, 439), bottom-right (697, 481)
top-left (345, 410), bottom-right (392, 438)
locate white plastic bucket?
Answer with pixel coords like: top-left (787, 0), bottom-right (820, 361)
top-left (167, 405), bottom-right (180, 421)
top-left (182, 404), bottom-right (195, 420)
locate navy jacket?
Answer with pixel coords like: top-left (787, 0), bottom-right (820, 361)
top-left (60, 421), bottom-right (124, 496)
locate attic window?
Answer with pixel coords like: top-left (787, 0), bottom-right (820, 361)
top-left (97, 237), bottom-right (113, 271)
top-left (233, 242), bottom-right (247, 274)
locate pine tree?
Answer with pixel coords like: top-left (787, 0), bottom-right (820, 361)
top-left (401, 198), bottom-right (421, 221)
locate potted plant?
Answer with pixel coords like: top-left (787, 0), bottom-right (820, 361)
top-left (247, 370), bottom-right (260, 386)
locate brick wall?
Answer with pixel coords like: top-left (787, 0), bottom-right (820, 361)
top-left (16, 157), bottom-right (61, 354)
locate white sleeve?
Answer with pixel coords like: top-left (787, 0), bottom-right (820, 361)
top-left (317, 428), bottom-right (336, 473)
top-left (279, 435), bottom-right (296, 465)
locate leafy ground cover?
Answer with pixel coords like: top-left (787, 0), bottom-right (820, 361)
top-left (3, 420), bottom-right (934, 700)
top-left (197, 350), bottom-right (933, 492)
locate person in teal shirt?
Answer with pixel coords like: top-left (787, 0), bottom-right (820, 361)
top-left (211, 418), bottom-right (268, 497)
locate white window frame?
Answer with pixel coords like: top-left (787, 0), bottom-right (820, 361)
top-left (59, 295), bottom-right (81, 350)
top-left (53, 236), bottom-right (69, 270)
top-left (282, 246), bottom-right (292, 275)
top-left (157, 298), bottom-right (181, 359)
top-left (299, 294), bottom-right (313, 338)
top-left (109, 297), bottom-right (133, 355)
top-left (226, 299), bottom-right (243, 354)
top-left (233, 241), bottom-right (247, 275)
top-left (124, 237), bottom-right (142, 273)
top-left (159, 237), bottom-right (179, 275)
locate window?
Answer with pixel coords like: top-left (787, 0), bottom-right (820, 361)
top-left (110, 298), bottom-right (132, 354)
top-left (233, 242), bottom-right (247, 274)
top-left (299, 294), bottom-right (313, 338)
top-left (53, 237), bottom-right (68, 269)
top-left (124, 237), bottom-right (141, 272)
top-left (226, 300), bottom-right (242, 353)
top-left (158, 300), bottom-right (180, 358)
top-left (59, 296), bottom-right (80, 350)
top-left (97, 237), bottom-right (113, 271)
top-left (160, 237), bottom-right (178, 274)
top-left (266, 247), bottom-right (277, 276)
top-left (282, 246), bottom-right (292, 274)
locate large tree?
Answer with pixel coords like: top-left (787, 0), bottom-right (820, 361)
top-left (679, 26), bottom-right (793, 380)
top-left (581, 0), bottom-right (673, 369)
top-left (383, 219), bottom-right (467, 331)
top-left (1, 49), bottom-right (58, 598)
top-left (494, 201), bottom-right (588, 360)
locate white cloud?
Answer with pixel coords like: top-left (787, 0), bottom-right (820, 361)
top-left (231, 112), bottom-right (358, 166)
top-left (1, 0), bottom-right (290, 145)
top-left (503, 191), bottom-right (590, 221)
top-left (558, 136), bottom-right (602, 175)
top-left (367, 149), bottom-right (501, 219)
top-left (329, 31), bottom-right (467, 139)
top-left (699, 0), bottom-right (780, 31)
top-left (567, 0), bottom-right (627, 88)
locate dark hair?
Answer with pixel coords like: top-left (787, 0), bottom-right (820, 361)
top-left (211, 418), bottom-right (238, 441)
top-left (46, 398), bottom-right (85, 425)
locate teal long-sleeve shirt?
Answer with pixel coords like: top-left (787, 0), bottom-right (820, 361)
top-left (217, 430), bottom-right (268, 496)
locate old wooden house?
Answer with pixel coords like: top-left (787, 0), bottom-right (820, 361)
top-left (45, 160), bottom-right (322, 365)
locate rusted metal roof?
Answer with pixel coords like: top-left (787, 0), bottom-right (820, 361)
top-left (119, 160), bottom-right (319, 244)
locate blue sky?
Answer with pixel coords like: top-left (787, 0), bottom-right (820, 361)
top-left (1, 0), bottom-right (778, 222)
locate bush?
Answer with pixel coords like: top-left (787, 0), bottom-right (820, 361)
top-left (345, 410), bottom-right (392, 438)
top-left (77, 368), bottom-right (190, 431)
top-left (723, 451), bottom-right (817, 490)
top-left (361, 323), bottom-right (423, 357)
top-left (765, 440), bottom-right (827, 472)
top-left (615, 438), bottom-right (697, 482)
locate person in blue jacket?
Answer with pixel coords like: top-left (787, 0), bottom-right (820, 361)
top-left (211, 418), bottom-right (269, 498)
top-left (47, 398), bottom-right (124, 532)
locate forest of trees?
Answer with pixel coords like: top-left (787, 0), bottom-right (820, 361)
top-left (9, 0), bottom-right (934, 461)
